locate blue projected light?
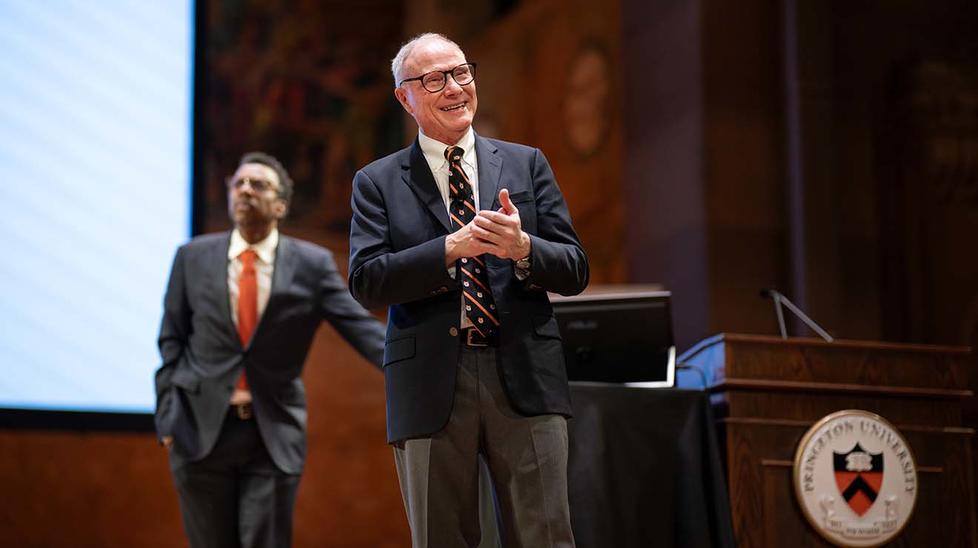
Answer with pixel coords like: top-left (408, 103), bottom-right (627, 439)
top-left (0, 1), bottom-right (194, 413)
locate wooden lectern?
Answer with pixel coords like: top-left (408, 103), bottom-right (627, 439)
top-left (679, 334), bottom-right (976, 547)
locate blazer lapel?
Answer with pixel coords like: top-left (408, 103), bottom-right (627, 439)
top-left (404, 139), bottom-right (452, 233)
top-left (475, 134), bottom-right (502, 211)
top-left (214, 231), bottom-right (241, 350)
top-left (249, 235), bottom-right (296, 348)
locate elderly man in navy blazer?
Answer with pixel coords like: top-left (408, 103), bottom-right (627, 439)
top-left (155, 152), bottom-right (385, 548)
top-left (349, 33), bottom-right (588, 548)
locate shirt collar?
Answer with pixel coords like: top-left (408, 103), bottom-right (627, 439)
top-left (418, 127), bottom-right (476, 175)
top-left (228, 228), bottom-right (279, 264)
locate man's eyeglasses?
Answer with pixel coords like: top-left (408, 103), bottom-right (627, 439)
top-left (399, 63), bottom-right (477, 93)
top-left (227, 177), bottom-right (277, 193)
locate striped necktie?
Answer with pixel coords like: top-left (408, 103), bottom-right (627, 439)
top-left (446, 146), bottom-right (499, 336)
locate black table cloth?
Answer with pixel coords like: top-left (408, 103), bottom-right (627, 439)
top-left (567, 384), bottom-right (736, 548)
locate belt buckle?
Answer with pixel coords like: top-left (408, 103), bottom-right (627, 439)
top-left (466, 328), bottom-right (488, 347)
top-left (235, 402), bottom-right (253, 420)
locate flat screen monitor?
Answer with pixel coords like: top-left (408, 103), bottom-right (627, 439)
top-left (551, 291), bottom-right (675, 387)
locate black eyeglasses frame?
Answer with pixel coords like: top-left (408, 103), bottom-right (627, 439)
top-left (398, 62), bottom-right (477, 93)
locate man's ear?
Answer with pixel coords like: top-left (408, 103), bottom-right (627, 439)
top-left (274, 199), bottom-right (288, 219)
top-left (394, 87), bottom-right (413, 115)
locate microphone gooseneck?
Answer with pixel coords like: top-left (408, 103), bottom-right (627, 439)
top-left (759, 288), bottom-right (834, 342)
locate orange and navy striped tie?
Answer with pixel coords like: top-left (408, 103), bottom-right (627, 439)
top-left (446, 146), bottom-right (499, 336)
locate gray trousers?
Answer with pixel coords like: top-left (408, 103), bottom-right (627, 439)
top-left (393, 345), bottom-right (576, 548)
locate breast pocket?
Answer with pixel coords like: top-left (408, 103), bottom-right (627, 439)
top-left (508, 190), bottom-right (537, 233)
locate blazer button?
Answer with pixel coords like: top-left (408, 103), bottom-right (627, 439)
top-left (449, 327), bottom-right (458, 337)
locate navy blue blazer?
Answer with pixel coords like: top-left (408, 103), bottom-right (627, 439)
top-left (154, 231), bottom-right (385, 474)
top-left (349, 135), bottom-right (589, 443)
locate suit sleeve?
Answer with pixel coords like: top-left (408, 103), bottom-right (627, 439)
top-left (154, 246), bottom-right (190, 438)
top-left (521, 148), bottom-right (590, 296)
top-left (348, 169), bottom-right (457, 309)
top-left (317, 249), bottom-right (387, 370)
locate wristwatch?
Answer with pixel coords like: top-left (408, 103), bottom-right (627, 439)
top-left (515, 256), bottom-right (531, 270)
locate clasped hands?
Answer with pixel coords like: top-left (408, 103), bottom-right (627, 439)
top-left (445, 188), bottom-right (530, 265)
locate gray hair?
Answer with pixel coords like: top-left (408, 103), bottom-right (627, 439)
top-left (390, 32), bottom-right (462, 87)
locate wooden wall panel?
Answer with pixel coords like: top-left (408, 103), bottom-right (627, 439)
top-left (0, 431), bottom-right (182, 547)
top-left (701, 0), bottom-right (789, 339)
top-left (0, 325), bottom-right (407, 548)
top-left (465, 0), bottom-right (626, 285)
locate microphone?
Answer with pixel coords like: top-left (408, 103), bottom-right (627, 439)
top-left (759, 288), bottom-right (834, 342)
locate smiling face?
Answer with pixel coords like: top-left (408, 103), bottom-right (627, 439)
top-left (394, 37), bottom-right (477, 145)
top-left (226, 162), bottom-right (286, 231)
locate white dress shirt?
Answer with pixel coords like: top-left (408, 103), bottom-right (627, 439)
top-left (419, 127), bottom-right (480, 215)
top-left (227, 228), bottom-right (278, 328)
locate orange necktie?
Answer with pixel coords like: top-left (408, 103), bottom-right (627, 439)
top-left (236, 249), bottom-right (258, 389)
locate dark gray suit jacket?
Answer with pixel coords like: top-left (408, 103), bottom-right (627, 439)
top-left (155, 231), bottom-right (385, 475)
top-left (349, 135), bottom-right (589, 443)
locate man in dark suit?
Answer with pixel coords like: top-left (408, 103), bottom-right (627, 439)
top-left (349, 33), bottom-right (588, 547)
top-left (155, 152), bottom-right (385, 548)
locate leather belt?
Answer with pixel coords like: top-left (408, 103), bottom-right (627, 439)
top-left (462, 327), bottom-right (497, 348)
top-left (230, 402), bottom-right (253, 420)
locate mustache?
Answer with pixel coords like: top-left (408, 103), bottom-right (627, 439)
top-left (233, 198), bottom-right (258, 208)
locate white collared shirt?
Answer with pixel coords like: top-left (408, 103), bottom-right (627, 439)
top-left (227, 228), bottom-right (278, 329)
top-left (418, 127), bottom-right (480, 214)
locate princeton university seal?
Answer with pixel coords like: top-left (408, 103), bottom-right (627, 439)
top-left (793, 410), bottom-right (918, 547)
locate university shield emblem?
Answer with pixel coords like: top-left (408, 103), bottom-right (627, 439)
top-left (794, 410), bottom-right (917, 547)
top-left (833, 443), bottom-right (883, 516)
